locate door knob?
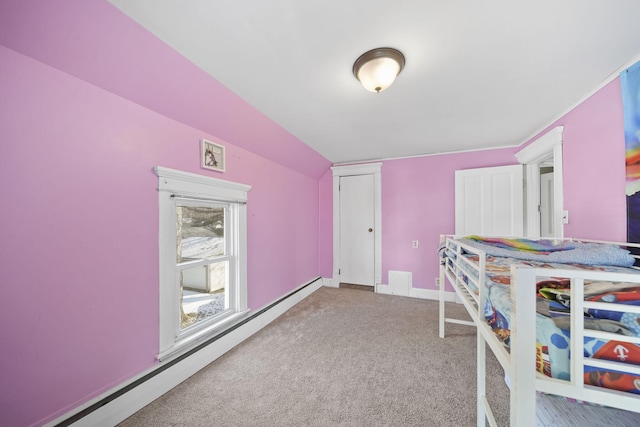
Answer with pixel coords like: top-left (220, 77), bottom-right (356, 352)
top-left (368, 228), bottom-right (373, 232)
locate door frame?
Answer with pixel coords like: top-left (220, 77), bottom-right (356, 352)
top-left (515, 126), bottom-right (564, 238)
top-left (539, 170), bottom-right (554, 237)
top-left (331, 163), bottom-right (382, 287)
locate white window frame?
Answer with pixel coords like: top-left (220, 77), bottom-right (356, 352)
top-left (155, 166), bottom-right (250, 361)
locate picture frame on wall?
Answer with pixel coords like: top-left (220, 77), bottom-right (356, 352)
top-left (201, 139), bottom-right (225, 173)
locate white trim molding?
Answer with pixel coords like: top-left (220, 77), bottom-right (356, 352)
top-left (375, 285), bottom-right (456, 301)
top-left (515, 126), bottom-right (564, 239)
top-left (155, 166), bottom-right (251, 361)
top-left (331, 163), bottom-right (382, 287)
top-left (515, 126), bottom-right (564, 165)
top-left (155, 166), bottom-right (251, 201)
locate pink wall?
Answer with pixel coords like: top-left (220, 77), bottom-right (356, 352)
top-left (531, 79), bottom-right (627, 241)
top-left (0, 2), bottom-right (331, 425)
top-left (316, 148), bottom-right (521, 290)
top-left (0, 0), bottom-right (330, 180)
top-left (0, 1), bottom-right (631, 425)
top-left (0, 44), bottom-right (324, 427)
top-left (380, 148), bottom-right (520, 290)
top-left (318, 77), bottom-right (629, 292)
top-left (368, 77), bottom-right (629, 292)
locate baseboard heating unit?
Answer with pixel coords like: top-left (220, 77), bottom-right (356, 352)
top-left (49, 277), bottom-right (323, 427)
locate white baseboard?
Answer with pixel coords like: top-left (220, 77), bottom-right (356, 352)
top-left (48, 278), bottom-right (323, 427)
top-left (376, 284), bottom-right (457, 302)
top-left (417, 288), bottom-right (458, 302)
top-left (327, 277), bottom-right (458, 302)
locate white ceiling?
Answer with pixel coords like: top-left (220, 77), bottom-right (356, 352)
top-left (109, 0), bottom-right (640, 164)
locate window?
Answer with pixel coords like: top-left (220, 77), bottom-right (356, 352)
top-left (155, 166), bottom-right (250, 361)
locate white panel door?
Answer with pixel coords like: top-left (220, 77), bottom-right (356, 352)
top-left (339, 174), bottom-right (375, 286)
top-left (455, 165), bottom-right (524, 236)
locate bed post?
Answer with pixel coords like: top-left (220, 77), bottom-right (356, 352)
top-left (477, 331), bottom-right (487, 427)
top-left (439, 235), bottom-right (446, 338)
top-left (509, 266), bottom-right (537, 427)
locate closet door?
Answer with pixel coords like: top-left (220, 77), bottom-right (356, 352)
top-left (455, 165), bottom-right (524, 236)
top-left (339, 174), bottom-right (375, 286)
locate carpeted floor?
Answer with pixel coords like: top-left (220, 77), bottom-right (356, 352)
top-left (118, 287), bottom-right (640, 426)
top-left (119, 287), bottom-right (508, 426)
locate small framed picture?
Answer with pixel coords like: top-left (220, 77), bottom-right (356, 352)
top-left (201, 139), bottom-right (225, 173)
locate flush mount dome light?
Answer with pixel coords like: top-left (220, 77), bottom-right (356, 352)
top-left (353, 47), bottom-right (405, 93)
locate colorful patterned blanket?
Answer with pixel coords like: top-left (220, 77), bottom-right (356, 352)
top-left (445, 238), bottom-right (640, 395)
top-left (474, 254), bottom-right (640, 395)
top-left (466, 235), bottom-right (574, 253)
top-left (460, 236), bottom-right (636, 267)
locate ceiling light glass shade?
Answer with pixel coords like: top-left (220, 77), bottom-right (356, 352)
top-left (353, 48), bottom-right (405, 93)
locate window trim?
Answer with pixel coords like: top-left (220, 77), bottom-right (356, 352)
top-left (155, 166), bottom-right (251, 361)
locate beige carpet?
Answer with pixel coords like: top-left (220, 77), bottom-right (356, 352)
top-left (118, 287), bottom-right (640, 426)
top-left (119, 287), bottom-right (509, 426)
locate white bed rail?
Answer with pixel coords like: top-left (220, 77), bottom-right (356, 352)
top-left (438, 235), bottom-right (640, 427)
top-left (504, 266), bottom-right (640, 427)
top-left (438, 235), bottom-right (484, 338)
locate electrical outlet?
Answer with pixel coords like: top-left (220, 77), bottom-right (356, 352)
top-left (412, 240), bottom-right (419, 248)
top-left (435, 278), bottom-right (440, 287)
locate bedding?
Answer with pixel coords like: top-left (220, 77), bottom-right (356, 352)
top-left (460, 236), bottom-right (636, 267)
top-left (444, 239), bottom-right (640, 395)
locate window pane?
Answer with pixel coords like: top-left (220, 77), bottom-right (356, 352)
top-left (180, 261), bottom-right (229, 330)
top-left (176, 205), bottom-right (224, 262)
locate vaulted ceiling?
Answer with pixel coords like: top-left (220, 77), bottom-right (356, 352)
top-left (102, 2), bottom-right (640, 163)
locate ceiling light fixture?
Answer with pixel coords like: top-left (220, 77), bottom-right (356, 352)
top-left (353, 47), bottom-right (405, 93)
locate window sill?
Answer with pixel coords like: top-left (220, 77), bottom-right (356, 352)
top-left (157, 309), bottom-right (250, 362)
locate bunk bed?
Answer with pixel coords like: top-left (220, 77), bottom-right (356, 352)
top-left (438, 235), bottom-right (640, 426)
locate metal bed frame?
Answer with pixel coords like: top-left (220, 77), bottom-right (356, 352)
top-left (438, 235), bottom-right (640, 426)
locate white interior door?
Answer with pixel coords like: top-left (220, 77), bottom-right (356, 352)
top-left (455, 164), bottom-right (524, 236)
top-left (540, 172), bottom-right (554, 237)
top-left (339, 174), bottom-right (375, 286)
